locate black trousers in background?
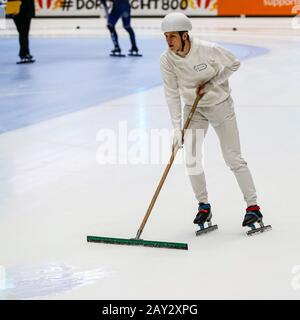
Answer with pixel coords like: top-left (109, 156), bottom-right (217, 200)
top-left (13, 15), bottom-right (31, 58)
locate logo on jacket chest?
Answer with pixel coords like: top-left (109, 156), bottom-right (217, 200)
top-left (193, 64), bottom-right (207, 72)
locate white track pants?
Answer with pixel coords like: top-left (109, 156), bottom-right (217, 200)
top-left (183, 96), bottom-right (257, 207)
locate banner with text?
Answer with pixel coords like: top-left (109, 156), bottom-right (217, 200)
top-left (34, 0), bottom-right (299, 16)
top-left (34, 0), bottom-right (217, 16)
top-left (218, 0), bottom-right (300, 16)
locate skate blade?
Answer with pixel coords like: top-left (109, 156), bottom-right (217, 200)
top-left (196, 224), bottom-right (218, 236)
top-left (110, 53), bottom-right (126, 57)
top-left (128, 53), bottom-right (143, 57)
top-left (17, 60), bottom-right (35, 64)
top-left (246, 225), bottom-right (272, 236)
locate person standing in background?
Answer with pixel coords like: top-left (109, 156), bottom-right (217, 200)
top-left (105, 0), bottom-right (141, 57)
top-left (12, 0), bottom-right (35, 64)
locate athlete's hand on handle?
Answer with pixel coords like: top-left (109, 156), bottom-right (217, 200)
top-left (195, 84), bottom-right (206, 97)
top-left (172, 128), bottom-right (183, 152)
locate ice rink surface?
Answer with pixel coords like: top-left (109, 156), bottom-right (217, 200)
top-left (0, 17), bottom-right (300, 299)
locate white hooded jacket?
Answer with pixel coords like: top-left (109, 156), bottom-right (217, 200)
top-left (160, 37), bottom-right (240, 129)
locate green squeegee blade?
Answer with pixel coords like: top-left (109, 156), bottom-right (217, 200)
top-left (87, 236), bottom-right (188, 250)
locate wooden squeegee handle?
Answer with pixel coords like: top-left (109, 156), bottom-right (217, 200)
top-left (135, 94), bottom-right (202, 240)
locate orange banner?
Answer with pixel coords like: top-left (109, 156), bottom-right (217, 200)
top-left (218, 0), bottom-right (299, 16)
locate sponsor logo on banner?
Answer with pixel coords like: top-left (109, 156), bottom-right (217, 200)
top-left (218, 0), bottom-right (297, 15)
top-left (264, 0), bottom-right (298, 7)
top-left (130, 0), bottom-right (217, 13)
top-left (35, 0), bottom-right (105, 14)
top-left (35, 0), bottom-right (217, 16)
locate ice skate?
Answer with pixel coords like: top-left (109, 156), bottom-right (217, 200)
top-left (17, 54), bottom-right (35, 64)
top-left (243, 205), bottom-right (272, 236)
top-left (128, 46), bottom-right (142, 57)
top-left (194, 203), bottom-right (218, 236)
top-left (110, 46), bottom-right (126, 57)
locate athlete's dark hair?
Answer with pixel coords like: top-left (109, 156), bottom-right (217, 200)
top-left (178, 31), bottom-right (189, 51)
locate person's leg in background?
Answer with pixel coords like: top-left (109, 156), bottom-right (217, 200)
top-left (13, 15), bottom-right (23, 58)
top-left (107, 4), bottom-right (122, 54)
top-left (121, 7), bottom-right (139, 53)
top-left (13, 14), bottom-right (33, 61)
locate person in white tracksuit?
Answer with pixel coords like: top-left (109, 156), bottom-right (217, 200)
top-left (160, 13), bottom-right (267, 233)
